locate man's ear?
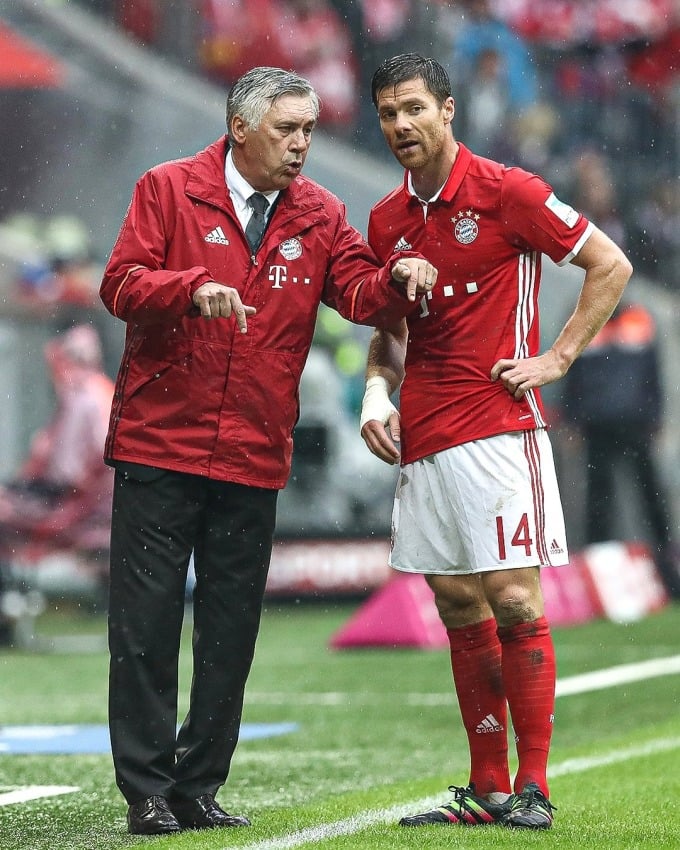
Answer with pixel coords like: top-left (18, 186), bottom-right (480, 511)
top-left (230, 115), bottom-right (248, 144)
top-left (443, 96), bottom-right (455, 126)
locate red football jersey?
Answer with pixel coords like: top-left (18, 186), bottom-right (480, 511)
top-left (368, 143), bottom-right (593, 464)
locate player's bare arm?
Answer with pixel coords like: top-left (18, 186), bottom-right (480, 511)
top-left (360, 320), bottom-right (408, 464)
top-left (391, 258), bottom-right (438, 302)
top-left (193, 280), bottom-right (257, 331)
top-left (491, 227), bottom-right (633, 400)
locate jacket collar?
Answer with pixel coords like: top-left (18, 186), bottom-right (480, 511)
top-left (185, 136), bottom-right (230, 209)
top-left (185, 136), bottom-right (322, 218)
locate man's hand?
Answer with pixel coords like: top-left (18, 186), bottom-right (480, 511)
top-left (193, 281), bottom-right (256, 332)
top-left (391, 258), bottom-right (438, 302)
top-left (360, 376), bottom-right (401, 465)
top-left (491, 349), bottom-right (568, 400)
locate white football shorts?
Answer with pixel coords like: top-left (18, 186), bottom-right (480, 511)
top-left (389, 429), bottom-right (569, 574)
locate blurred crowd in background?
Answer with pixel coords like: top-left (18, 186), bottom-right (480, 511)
top-left (85, 0), bottom-right (680, 289)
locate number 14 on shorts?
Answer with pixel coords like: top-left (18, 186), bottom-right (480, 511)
top-left (496, 513), bottom-right (533, 561)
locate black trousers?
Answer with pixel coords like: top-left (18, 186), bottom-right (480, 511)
top-left (107, 467), bottom-right (278, 804)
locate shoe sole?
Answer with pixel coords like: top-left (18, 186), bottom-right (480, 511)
top-left (128, 825), bottom-right (181, 835)
top-left (504, 816), bottom-right (553, 829)
top-left (400, 820), bottom-right (498, 827)
top-left (400, 812), bottom-right (503, 827)
top-left (175, 819), bottom-right (250, 830)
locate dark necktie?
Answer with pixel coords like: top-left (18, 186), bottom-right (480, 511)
top-left (245, 192), bottom-right (269, 252)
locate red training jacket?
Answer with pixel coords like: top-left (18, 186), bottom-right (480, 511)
top-left (101, 137), bottom-right (413, 488)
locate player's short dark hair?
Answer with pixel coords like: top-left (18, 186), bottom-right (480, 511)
top-left (371, 53), bottom-right (452, 108)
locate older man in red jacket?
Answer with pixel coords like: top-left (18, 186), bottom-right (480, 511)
top-left (100, 65), bottom-right (437, 836)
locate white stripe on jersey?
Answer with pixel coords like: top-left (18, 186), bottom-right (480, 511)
top-left (514, 250), bottom-right (537, 360)
top-left (513, 252), bottom-right (546, 427)
top-left (525, 390), bottom-right (545, 428)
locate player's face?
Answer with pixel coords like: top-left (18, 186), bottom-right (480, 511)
top-left (233, 94), bottom-right (316, 192)
top-left (376, 78), bottom-right (454, 171)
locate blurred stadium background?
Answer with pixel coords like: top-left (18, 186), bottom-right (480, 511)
top-left (0, 0), bottom-right (678, 617)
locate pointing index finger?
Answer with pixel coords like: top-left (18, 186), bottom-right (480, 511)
top-left (406, 266), bottom-right (418, 302)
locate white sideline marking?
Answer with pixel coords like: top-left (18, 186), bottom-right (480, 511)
top-left (0, 786), bottom-right (79, 806)
top-left (234, 737), bottom-right (680, 850)
top-left (550, 737), bottom-right (680, 777)
top-left (555, 654), bottom-right (680, 696)
top-left (247, 655), bottom-right (680, 706)
top-left (232, 797), bottom-right (444, 850)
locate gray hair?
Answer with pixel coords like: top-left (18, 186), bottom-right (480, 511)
top-left (226, 66), bottom-right (320, 131)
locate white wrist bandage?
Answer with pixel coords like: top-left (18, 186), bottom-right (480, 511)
top-left (360, 376), bottom-right (397, 430)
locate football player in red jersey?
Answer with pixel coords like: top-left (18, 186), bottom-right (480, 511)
top-left (360, 54), bottom-right (632, 830)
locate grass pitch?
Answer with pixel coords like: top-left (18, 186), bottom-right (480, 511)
top-left (1, 599), bottom-right (679, 849)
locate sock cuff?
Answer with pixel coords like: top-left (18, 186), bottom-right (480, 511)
top-left (447, 617), bottom-right (498, 650)
top-left (497, 615), bottom-right (550, 644)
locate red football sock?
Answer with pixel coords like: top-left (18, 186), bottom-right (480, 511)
top-left (497, 616), bottom-right (556, 797)
top-left (447, 618), bottom-right (511, 797)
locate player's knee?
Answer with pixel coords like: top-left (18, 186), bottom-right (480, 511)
top-left (482, 567), bottom-right (543, 626)
top-left (489, 583), bottom-right (542, 627)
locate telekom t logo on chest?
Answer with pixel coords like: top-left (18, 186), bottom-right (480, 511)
top-left (268, 265), bottom-right (312, 289)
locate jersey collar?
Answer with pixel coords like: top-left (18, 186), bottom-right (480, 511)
top-left (401, 142), bottom-right (473, 205)
top-left (439, 143), bottom-right (472, 202)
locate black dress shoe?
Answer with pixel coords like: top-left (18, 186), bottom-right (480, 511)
top-left (127, 795), bottom-right (181, 835)
top-left (171, 793), bottom-right (251, 830)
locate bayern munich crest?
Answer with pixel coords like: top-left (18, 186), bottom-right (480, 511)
top-left (453, 213), bottom-right (479, 245)
top-left (279, 237), bottom-right (303, 260)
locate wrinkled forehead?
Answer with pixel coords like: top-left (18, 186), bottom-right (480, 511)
top-left (266, 93), bottom-right (318, 124)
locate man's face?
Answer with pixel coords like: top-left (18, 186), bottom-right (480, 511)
top-left (234, 94), bottom-right (316, 192)
top-left (376, 77), bottom-right (454, 171)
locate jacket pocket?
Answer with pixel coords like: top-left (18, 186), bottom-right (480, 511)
top-left (234, 349), bottom-right (304, 457)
